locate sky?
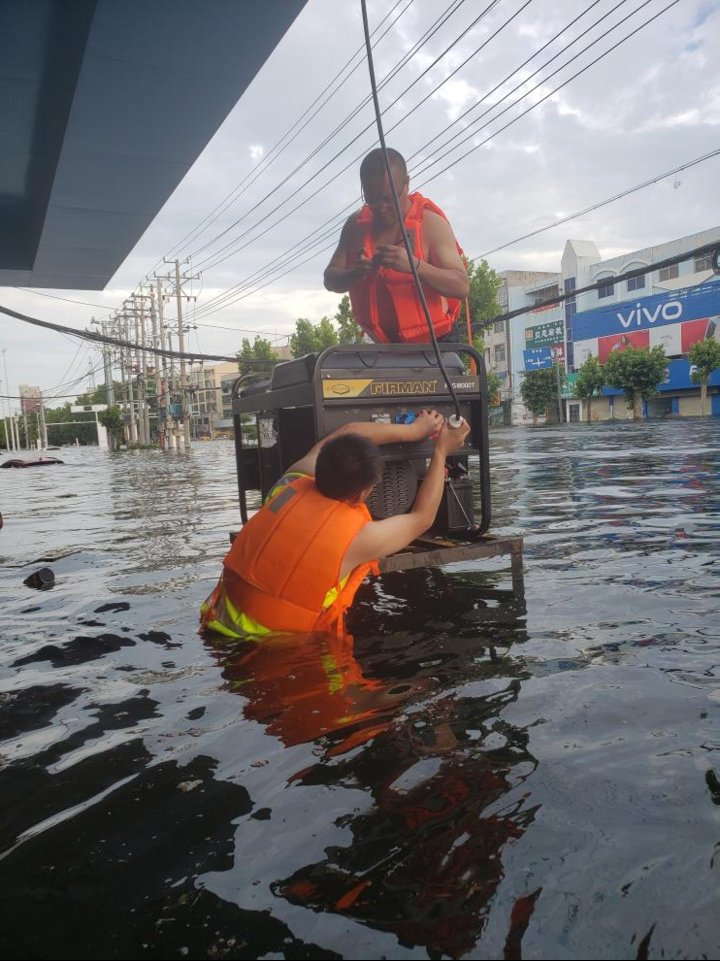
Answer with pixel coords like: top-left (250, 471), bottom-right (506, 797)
top-left (1, 0), bottom-right (719, 409)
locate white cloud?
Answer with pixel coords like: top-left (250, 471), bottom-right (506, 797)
top-left (3, 0), bottom-right (719, 398)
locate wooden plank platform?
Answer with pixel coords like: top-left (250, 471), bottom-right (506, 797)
top-left (230, 527), bottom-right (525, 598)
top-left (379, 533), bottom-right (525, 594)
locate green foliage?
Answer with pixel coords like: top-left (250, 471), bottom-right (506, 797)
top-left (76, 382), bottom-right (122, 406)
top-left (573, 355), bottom-right (605, 400)
top-left (486, 369), bottom-right (502, 406)
top-left (604, 345), bottom-right (667, 416)
top-left (688, 338), bottom-right (720, 384)
top-left (573, 355), bottom-right (606, 423)
top-left (520, 367), bottom-right (559, 420)
top-left (688, 337), bottom-right (720, 415)
top-left (44, 403), bottom-right (96, 446)
top-left (290, 317), bottom-right (339, 358)
top-left (458, 258), bottom-right (502, 338)
top-left (99, 405), bottom-right (124, 441)
top-left (334, 295), bottom-right (364, 344)
top-left (237, 336), bottom-right (279, 378)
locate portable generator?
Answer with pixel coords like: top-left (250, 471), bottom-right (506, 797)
top-left (231, 343), bottom-right (491, 542)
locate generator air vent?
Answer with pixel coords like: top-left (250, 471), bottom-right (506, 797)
top-left (367, 460), bottom-right (418, 520)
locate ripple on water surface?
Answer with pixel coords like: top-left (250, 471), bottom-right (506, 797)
top-left (0, 423), bottom-right (718, 959)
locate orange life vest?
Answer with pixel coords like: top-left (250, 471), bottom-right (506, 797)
top-left (201, 476), bottom-right (378, 636)
top-left (349, 192), bottom-right (463, 344)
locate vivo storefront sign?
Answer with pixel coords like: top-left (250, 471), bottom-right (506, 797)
top-left (573, 283), bottom-right (720, 341)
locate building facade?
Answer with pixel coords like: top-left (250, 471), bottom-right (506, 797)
top-left (505, 228), bottom-right (720, 422)
top-left (188, 361), bottom-right (239, 438)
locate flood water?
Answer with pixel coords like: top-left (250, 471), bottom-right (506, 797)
top-left (1, 420), bottom-right (719, 960)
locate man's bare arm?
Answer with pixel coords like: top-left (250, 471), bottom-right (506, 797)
top-left (372, 211), bottom-right (469, 299)
top-left (323, 215), bottom-right (373, 293)
top-left (288, 410), bottom-right (444, 477)
top-left (340, 417), bottom-right (470, 578)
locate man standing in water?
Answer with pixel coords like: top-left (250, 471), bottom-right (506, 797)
top-left (323, 148), bottom-right (469, 343)
top-left (200, 410), bottom-right (469, 638)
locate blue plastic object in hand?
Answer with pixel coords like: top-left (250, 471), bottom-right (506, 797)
top-left (393, 411), bottom-right (416, 425)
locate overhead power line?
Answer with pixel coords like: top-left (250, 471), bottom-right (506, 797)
top-left (475, 240), bottom-right (720, 330)
top-left (192, 0), bottom-right (682, 319)
top-left (188, 0), bottom-right (505, 273)
top-left (417, 0), bottom-right (680, 186)
top-left (0, 304), bottom-right (252, 365)
top-left (471, 147), bottom-right (720, 261)
top-left (159, 0), bottom-right (417, 268)
top-left (183, 0), bottom-right (474, 265)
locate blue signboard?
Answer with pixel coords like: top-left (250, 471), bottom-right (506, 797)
top-left (573, 281), bottom-right (720, 342)
top-left (523, 346), bottom-right (552, 370)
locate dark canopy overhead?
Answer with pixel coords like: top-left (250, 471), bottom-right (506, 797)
top-left (0, 0), bottom-right (307, 289)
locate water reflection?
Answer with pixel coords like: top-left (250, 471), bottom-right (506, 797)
top-left (1, 422), bottom-right (719, 959)
top-left (206, 569), bottom-right (533, 958)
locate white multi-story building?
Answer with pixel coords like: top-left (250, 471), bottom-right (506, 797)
top-left (188, 361), bottom-right (239, 438)
top-left (504, 227), bottom-right (720, 422)
top-left (498, 271), bottom-right (561, 421)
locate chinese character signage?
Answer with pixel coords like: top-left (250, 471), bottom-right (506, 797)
top-left (525, 320), bottom-right (564, 347)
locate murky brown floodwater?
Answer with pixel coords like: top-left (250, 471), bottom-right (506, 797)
top-left (1, 419), bottom-right (718, 960)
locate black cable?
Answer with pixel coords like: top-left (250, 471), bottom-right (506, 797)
top-left (191, 0), bottom-right (530, 309)
top-left (186, 0), bottom-right (469, 267)
top-left (417, 0), bottom-right (680, 186)
top-left (0, 303), bottom-right (262, 365)
top-left (190, 0), bottom-right (499, 273)
top-left (414, 0), bottom-right (654, 178)
top-left (473, 240), bottom-right (720, 330)
top-left (193, 0), bottom-right (657, 311)
top-left (360, 0), bottom-right (463, 422)
top-left (471, 147), bottom-right (720, 262)
top-left (161, 0), bottom-right (416, 269)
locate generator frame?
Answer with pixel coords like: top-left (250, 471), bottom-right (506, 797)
top-left (230, 343), bottom-right (522, 577)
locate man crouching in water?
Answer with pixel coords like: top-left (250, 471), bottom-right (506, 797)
top-left (200, 410), bottom-right (469, 638)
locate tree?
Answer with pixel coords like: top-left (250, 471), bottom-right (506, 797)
top-left (604, 345), bottom-right (667, 421)
top-left (76, 382), bottom-right (122, 407)
top-left (573, 355), bottom-right (605, 423)
top-left (43, 402), bottom-right (96, 446)
top-left (290, 317), bottom-right (339, 358)
top-left (98, 405), bottom-right (124, 450)
top-left (486, 369), bottom-right (502, 406)
top-left (237, 336), bottom-right (279, 378)
top-left (520, 367), bottom-right (559, 426)
top-left (334, 295), bottom-right (364, 344)
top-left (457, 258), bottom-right (502, 339)
top-left (688, 338), bottom-right (720, 416)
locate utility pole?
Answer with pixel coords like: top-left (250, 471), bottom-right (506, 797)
top-left (128, 296), bottom-right (147, 444)
top-left (119, 308), bottom-right (138, 444)
top-left (155, 278), bottom-right (174, 450)
top-left (174, 259), bottom-right (191, 450)
top-left (555, 359), bottom-right (564, 424)
top-left (157, 259), bottom-right (199, 451)
top-left (138, 293), bottom-right (151, 444)
top-left (100, 317), bottom-right (115, 405)
top-left (1, 349), bottom-right (14, 451)
top-left (113, 313), bottom-right (130, 445)
top-left (38, 393), bottom-right (48, 449)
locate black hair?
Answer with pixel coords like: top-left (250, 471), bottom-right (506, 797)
top-left (315, 433), bottom-right (383, 502)
top-left (359, 148), bottom-right (407, 186)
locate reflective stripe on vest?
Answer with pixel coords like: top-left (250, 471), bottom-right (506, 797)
top-left (349, 192), bottom-right (463, 344)
top-left (210, 476), bottom-right (377, 634)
